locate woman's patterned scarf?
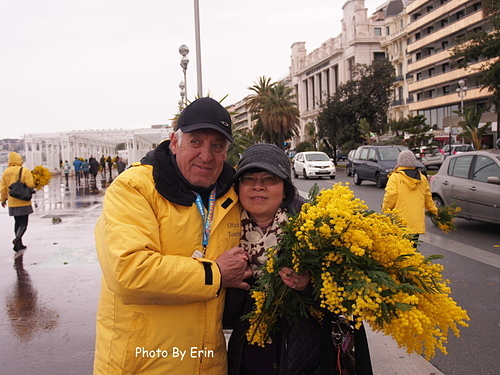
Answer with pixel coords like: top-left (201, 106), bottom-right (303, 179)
top-left (240, 208), bottom-right (289, 278)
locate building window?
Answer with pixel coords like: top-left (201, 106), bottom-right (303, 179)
top-left (374, 28), bottom-right (382, 36)
top-left (386, 26), bottom-right (390, 35)
top-left (400, 19), bottom-right (404, 28)
top-left (373, 52), bottom-right (385, 61)
top-left (443, 86), bottom-right (450, 94)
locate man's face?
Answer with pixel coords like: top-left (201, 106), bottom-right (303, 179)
top-left (170, 129), bottom-right (229, 188)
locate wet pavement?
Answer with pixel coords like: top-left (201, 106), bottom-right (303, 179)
top-left (1, 174), bottom-right (105, 375)
top-left (0, 173), bottom-right (444, 374)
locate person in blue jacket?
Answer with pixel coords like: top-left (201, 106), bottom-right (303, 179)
top-left (73, 157), bottom-right (83, 184)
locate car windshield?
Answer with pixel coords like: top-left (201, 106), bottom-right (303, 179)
top-left (455, 145), bottom-right (472, 152)
top-left (305, 153), bottom-right (330, 161)
top-left (378, 148), bottom-right (401, 161)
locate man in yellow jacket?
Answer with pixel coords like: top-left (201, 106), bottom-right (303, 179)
top-left (94, 98), bottom-right (252, 374)
top-left (382, 150), bottom-right (438, 245)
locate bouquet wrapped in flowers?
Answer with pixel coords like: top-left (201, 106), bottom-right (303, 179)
top-left (245, 183), bottom-right (469, 360)
top-left (31, 165), bottom-right (53, 190)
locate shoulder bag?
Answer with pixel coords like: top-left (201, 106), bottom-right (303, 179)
top-left (9, 167), bottom-right (35, 201)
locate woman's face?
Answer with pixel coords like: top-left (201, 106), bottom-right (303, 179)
top-left (238, 171), bottom-right (285, 226)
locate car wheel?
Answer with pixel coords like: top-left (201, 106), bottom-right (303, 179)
top-left (353, 172), bottom-right (361, 185)
top-left (293, 167), bottom-right (298, 179)
top-left (430, 196), bottom-right (445, 227)
top-left (375, 174), bottom-right (386, 188)
top-left (330, 175), bottom-right (335, 179)
top-left (346, 165), bottom-right (351, 176)
top-left (302, 169), bottom-right (309, 180)
top-left (433, 196), bottom-right (444, 209)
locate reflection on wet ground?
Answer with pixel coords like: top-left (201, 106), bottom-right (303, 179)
top-left (0, 173), bottom-right (107, 374)
top-left (33, 175), bottom-right (108, 214)
top-left (5, 256), bottom-right (59, 342)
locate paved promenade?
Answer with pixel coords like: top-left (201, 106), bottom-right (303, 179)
top-left (0, 175), bottom-right (444, 374)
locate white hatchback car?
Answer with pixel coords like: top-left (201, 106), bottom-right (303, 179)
top-left (292, 151), bottom-right (336, 179)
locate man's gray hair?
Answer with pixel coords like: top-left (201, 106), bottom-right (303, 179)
top-left (171, 128), bottom-right (230, 151)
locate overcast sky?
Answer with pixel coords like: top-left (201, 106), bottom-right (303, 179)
top-left (1, 0), bottom-right (382, 139)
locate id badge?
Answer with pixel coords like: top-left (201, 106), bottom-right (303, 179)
top-left (191, 250), bottom-right (204, 258)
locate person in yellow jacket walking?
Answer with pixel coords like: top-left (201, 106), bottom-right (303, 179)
top-left (382, 150), bottom-right (438, 246)
top-left (93, 97), bottom-right (252, 374)
top-left (0, 152), bottom-right (36, 257)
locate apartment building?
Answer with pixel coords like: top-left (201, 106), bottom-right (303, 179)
top-left (380, 0), bottom-right (414, 122)
top-left (406, 0), bottom-right (497, 145)
top-left (289, 0), bottom-right (388, 145)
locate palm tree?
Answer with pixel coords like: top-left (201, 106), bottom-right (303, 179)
top-left (453, 106), bottom-right (492, 150)
top-left (247, 76), bottom-right (300, 149)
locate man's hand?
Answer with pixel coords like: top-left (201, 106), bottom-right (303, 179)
top-left (1, 202), bottom-right (6, 208)
top-left (216, 247), bottom-right (252, 290)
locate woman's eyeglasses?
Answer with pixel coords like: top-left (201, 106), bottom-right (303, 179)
top-left (239, 175), bottom-right (281, 187)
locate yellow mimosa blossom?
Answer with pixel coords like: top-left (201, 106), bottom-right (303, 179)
top-left (244, 183), bottom-right (469, 359)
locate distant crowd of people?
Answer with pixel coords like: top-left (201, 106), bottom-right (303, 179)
top-left (60, 155), bottom-right (127, 185)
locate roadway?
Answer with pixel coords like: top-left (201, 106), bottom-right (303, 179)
top-left (292, 165), bottom-right (500, 375)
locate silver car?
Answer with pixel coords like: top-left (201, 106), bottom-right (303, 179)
top-left (430, 149), bottom-right (500, 225)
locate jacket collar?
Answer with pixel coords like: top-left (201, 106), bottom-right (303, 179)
top-left (142, 140), bottom-right (235, 206)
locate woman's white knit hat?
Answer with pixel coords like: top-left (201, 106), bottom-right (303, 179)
top-left (397, 150), bottom-right (416, 167)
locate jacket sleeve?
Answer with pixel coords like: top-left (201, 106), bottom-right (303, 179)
top-left (381, 174), bottom-right (398, 212)
top-left (22, 167), bottom-right (36, 189)
top-left (95, 173), bottom-right (222, 306)
top-left (422, 175), bottom-right (438, 216)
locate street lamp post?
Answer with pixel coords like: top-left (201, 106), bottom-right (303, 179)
top-left (450, 79), bottom-right (468, 155)
top-left (179, 45), bottom-right (189, 105)
top-left (456, 79), bottom-right (467, 112)
top-left (194, 0), bottom-right (203, 97)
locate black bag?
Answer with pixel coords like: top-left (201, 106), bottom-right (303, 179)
top-left (9, 167), bottom-right (35, 201)
top-left (320, 316), bottom-right (373, 375)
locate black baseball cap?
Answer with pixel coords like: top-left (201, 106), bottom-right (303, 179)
top-left (176, 97), bottom-right (233, 142)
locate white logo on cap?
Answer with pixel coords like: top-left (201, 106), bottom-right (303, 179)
top-left (220, 121), bottom-right (229, 127)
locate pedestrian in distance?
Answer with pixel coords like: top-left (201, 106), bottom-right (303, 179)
top-left (99, 156), bottom-right (106, 179)
top-left (61, 160), bottom-right (71, 185)
top-left (0, 152), bottom-right (36, 258)
top-left (106, 156), bottom-right (113, 180)
top-left (93, 97), bottom-right (252, 374)
top-left (81, 159), bottom-right (90, 181)
top-left (73, 157), bottom-right (83, 185)
top-left (382, 150), bottom-right (438, 246)
top-left (116, 157), bottom-right (126, 174)
top-left (224, 144), bottom-right (373, 375)
top-left (89, 157), bottom-right (99, 181)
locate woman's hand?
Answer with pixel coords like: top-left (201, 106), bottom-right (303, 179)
top-left (278, 267), bottom-right (309, 292)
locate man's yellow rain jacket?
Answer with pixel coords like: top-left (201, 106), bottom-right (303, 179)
top-left (94, 142), bottom-right (240, 374)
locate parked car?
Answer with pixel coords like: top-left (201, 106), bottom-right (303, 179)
top-left (416, 146), bottom-right (444, 167)
top-left (352, 145), bottom-right (426, 188)
top-left (292, 151), bottom-right (336, 179)
top-left (346, 149), bottom-right (356, 176)
top-left (441, 144), bottom-right (474, 159)
top-left (430, 149), bottom-right (500, 225)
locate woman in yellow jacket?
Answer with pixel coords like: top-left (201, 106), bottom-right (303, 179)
top-left (0, 152), bottom-right (36, 255)
top-left (382, 150), bottom-right (438, 245)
